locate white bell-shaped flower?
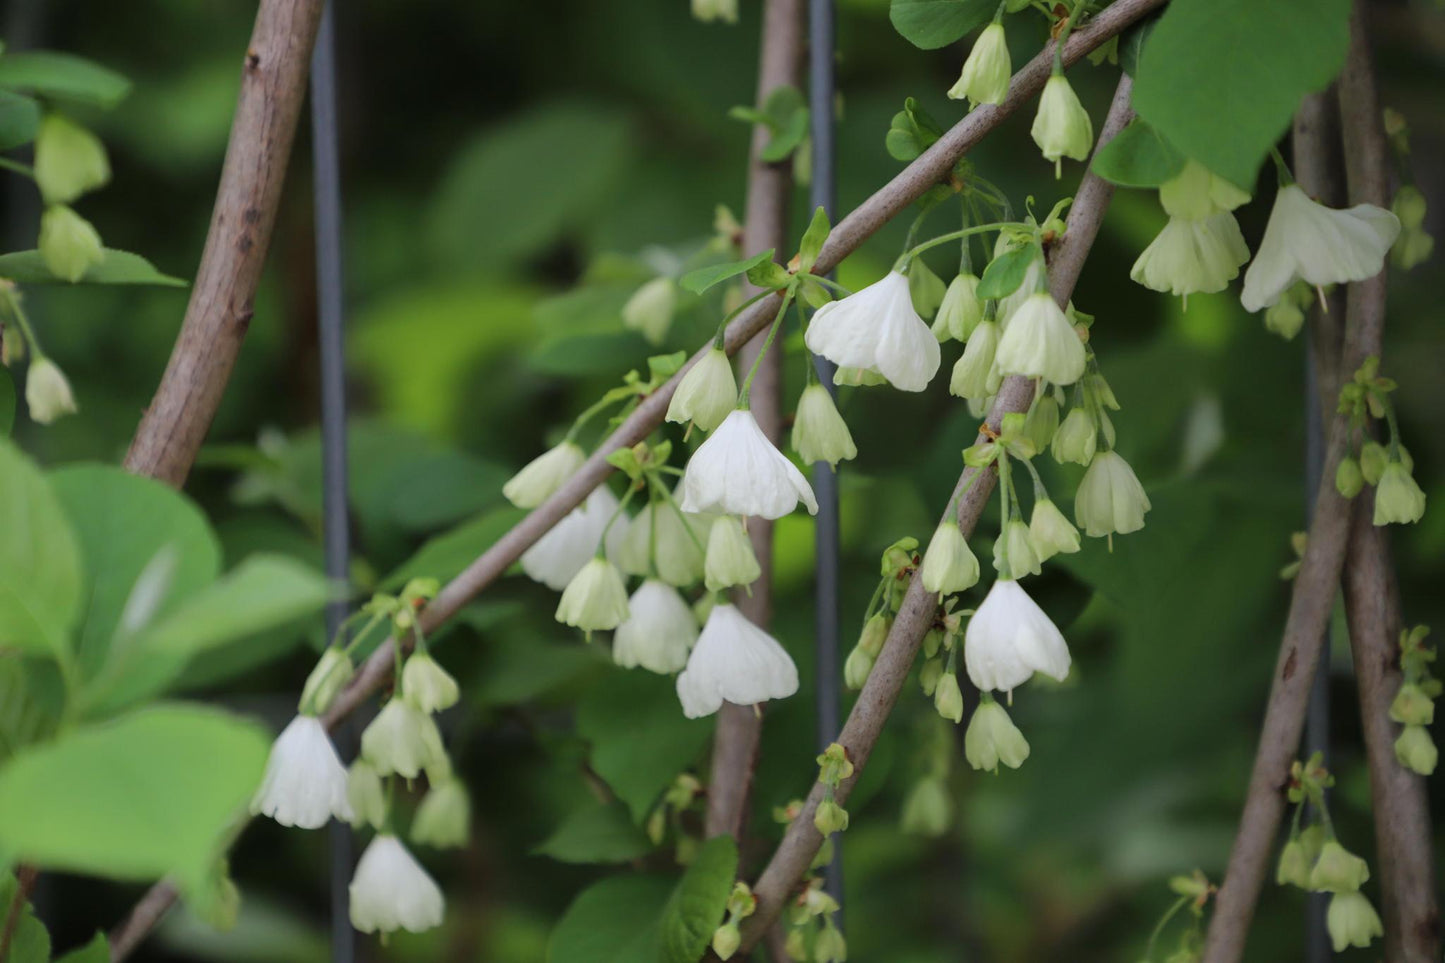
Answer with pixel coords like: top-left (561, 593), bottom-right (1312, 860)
top-left (1030, 74), bottom-right (1093, 176)
top-left (348, 834), bottom-right (445, 935)
top-left (251, 715), bottom-right (354, 829)
top-left (666, 347), bottom-right (738, 432)
top-left (994, 292), bottom-right (1086, 386)
top-left (791, 383), bottom-right (857, 468)
top-left (617, 496), bottom-right (708, 587)
top-left (25, 357), bottom-right (78, 425)
top-left (613, 579), bottom-right (699, 673)
top-left (964, 579), bottom-right (1071, 694)
top-left (704, 514), bottom-right (762, 592)
top-left (950, 319), bottom-right (1001, 401)
top-left (360, 698), bottom-right (445, 779)
top-left (1074, 450), bottom-right (1151, 537)
top-left (932, 273), bottom-right (984, 342)
top-left (502, 440), bottom-right (586, 509)
top-left (803, 271), bottom-right (941, 392)
top-left (555, 557), bottom-right (631, 633)
top-left (401, 652), bottom-right (460, 714)
top-left (680, 409), bottom-right (818, 519)
top-left (520, 487), bottom-right (629, 591)
top-left (1240, 184), bottom-right (1400, 312)
top-left (1131, 212), bottom-right (1250, 298)
top-left (676, 603), bottom-right (799, 718)
top-left (621, 277), bottom-right (677, 345)
top-left (920, 521), bottom-right (980, 596)
top-left (947, 22), bottom-right (1011, 108)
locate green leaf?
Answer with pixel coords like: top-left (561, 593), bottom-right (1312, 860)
top-left (1119, 15), bottom-right (1160, 77)
top-left (976, 246), bottom-right (1038, 300)
top-left (680, 249), bottom-right (775, 295)
top-left (0, 871), bottom-right (50, 963)
top-left (0, 439), bottom-right (82, 660)
top-left (548, 875), bottom-right (672, 963)
top-left (1090, 120), bottom-right (1187, 188)
top-left (577, 668), bottom-right (712, 821)
top-left (0, 90), bottom-right (40, 150)
top-left (885, 97), bottom-right (945, 162)
top-left (744, 258), bottom-right (791, 291)
top-left (50, 466), bottom-right (221, 679)
top-left (798, 206), bottom-right (830, 272)
top-left (0, 366), bottom-right (13, 437)
top-left (658, 836), bottom-right (738, 963)
top-left (0, 249), bottom-right (185, 286)
top-left (889, 0), bottom-right (995, 50)
top-left (54, 933), bottom-right (110, 963)
top-left (534, 800), bottom-right (653, 864)
top-left (0, 704), bottom-right (269, 895)
top-left (0, 658), bottom-right (60, 764)
top-left (759, 103), bottom-right (809, 163)
top-left (0, 51), bottom-right (131, 108)
top-left (1132, 0), bottom-right (1351, 189)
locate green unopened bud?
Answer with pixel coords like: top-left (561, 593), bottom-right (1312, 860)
top-left (1031, 74), bottom-right (1093, 176)
top-left (692, 0), bottom-right (739, 24)
top-left (503, 440), bottom-right (586, 509)
top-left (1393, 185), bottom-right (1427, 231)
top-left (933, 672), bottom-right (964, 723)
top-left (1390, 682), bottom-right (1435, 726)
top-left (933, 273), bottom-right (984, 342)
top-left (347, 759), bottom-right (387, 830)
top-left (814, 923), bottom-right (847, 963)
top-left (921, 521), bottom-right (981, 596)
top-left (1051, 406), bottom-right (1097, 466)
top-left (814, 797), bottom-right (849, 836)
top-left (1326, 891), bottom-right (1382, 952)
top-left (668, 347), bottom-right (738, 433)
top-left (817, 742), bottom-right (854, 786)
top-left (844, 644), bottom-right (875, 690)
top-left (711, 921), bottom-right (741, 959)
top-left (38, 204), bottom-right (103, 282)
top-left (646, 806), bottom-right (667, 845)
top-left (1307, 840), bottom-right (1370, 893)
top-left (1276, 837), bottom-right (1314, 889)
top-left (1374, 461), bottom-right (1426, 526)
top-left (784, 928), bottom-right (807, 960)
top-left (1264, 296), bottom-right (1306, 341)
top-left (948, 22), bottom-right (1010, 107)
top-left (792, 383), bottom-right (857, 468)
top-left (992, 519), bottom-right (1041, 580)
top-left (1029, 498), bottom-right (1081, 560)
top-left (24, 357), bottom-right (78, 425)
top-left (726, 881), bottom-right (757, 919)
top-left (880, 536), bottom-right (919, 577)
top-left (900, 776), bottom-right (952, 836)
top-left (705, 515), bottom-right (761, 592)
top-left (1359, 440), bottom-right (1389, 485)
top-left (949, 319), bottom-right (1000, 401)
top-left (1395, 724), bottom-right (1437, 775)
top-left (858, 613), bottom-right (890, 657)
top-left (964, 700), bottom-right (1030, 772)
top-left (1024, 395), bottom-right (1060, 453)
top-left (401, 652), bottom-right (460, 714)
top-left (922, 626), bottom-right (945, 659)
top-left (411, 778), bottom-right (470, 848)
top-left (34, 115), bottom-right (110, 205)
top-left (1335, 456), bottom-right (1363, 498)
top-left (621, 277), bottom-right (677, 345)
top-left (919, 657), bottom-right (943, 696)
top-left (299, 646), bottom-right (355, 715)
top-left (555, 557), bottom-right (631, 635)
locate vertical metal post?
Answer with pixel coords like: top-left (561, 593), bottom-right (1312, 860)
top-left (808, 0), bottom-right (844, 917)
top-left (1303, 347), bottom-right (1331, 963)
top-left (310, 5), bottom-right (355, 962)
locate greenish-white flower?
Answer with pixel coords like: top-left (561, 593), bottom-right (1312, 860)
top-left (1326, 891), bottom-right (1382, 952)
top-left (34, 115), bottom-right (110, 205)
top-left (1130, 213), bottom-right (1250, 298)
top-left (348, 834), bottom-right (444, 935)
top-left (251, 715), bottom-right (353, 829)
top-left (411, 778), bottom-right (471, 849)
top-left (1029, 498), bottom-right (1080, 560)
top-left (948, 23), bottom-right (1011, 108)
top-left (38, 205), bottom-right (103, 283)
top-left (25, 357), bottom-right (78, 425)
top-left (1158, 159), bottom-right (1250, 220)
top-left (1030, 74), bottom-right (1093, 175)
top-left (361, 698), bottom-right (446, 779)
top-left (791, 383), bottom-right (857, 468)
top-left (502, 440), bottom-right (586, 509)
top-left (521, 487), bottom-right (628, 591)
top-left (932, 273), bottom-right (984, 342)
top-left (401, 652), bottom-right (460, 714)
top-left (1395, 724), bottom-right (1437, 775)
top-left (703, 514), bottom-right (761, 592)
top-left (1373, 461), bottom-right (1426, 526)
top-left (1307, 840), bottom-right (1370, 893)
top-left (347, 759), bottom-right (387, 830)
top-left (964, 700), bottom-right (1030, 772)
top-left (691, 0), bottom-right (738, 23)
top-left (617, 496), bottom-right (708, 587)
top-left (949, 319), bottom-right (1001, 401)
top-left (1051, 406), bottom-right (1097, 466)
top-left (804, 271), bottom-right (941, 392)
top-left (994, 292), bottom-right (1085, 386)
top-left (613, 578), bottom-right (699, 674)
top-left (933, 672), bottom-right (964, 723)
top-left (555, 557), bottom-right (631, 634)
top-left (920, 521), bottom-right (980, 596)
top-left (298, 646), bottom-right (354, 716)
top-left (900, 776), bottom-right (952, 836)
top-left (1074, 450), bottom-right (1151, 537)
top-left (1389, 682), bottom-right (1434, 726)
top-left (621, 277), bottom-right (677, 344)
top-left (992, 519), bottom-right (1040, 580)
top-left (667, 347), bottom-right (738, 432)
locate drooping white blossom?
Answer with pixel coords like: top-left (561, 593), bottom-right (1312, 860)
top-left (1074, 449), bottom-right (1151, 537)
top-left (791, 383), bottom-right (857, 468)
top-left (804, 271), bottom-right (941, 392)
top-left (360, 698), bottom-right (446, 779)
top-left (932, 273), bottom-right (984, 342)
top-left (666, 347), bottom-right (738, 432)
top-left (25, 357), bottom-right (78, 425)
top-left (993, 292), bottom-right (1086, 386)
top-left (555, 557), bottom-right (631, 633)
top-left (1130, 213), bottom-right (1250, 298)
top-left (613, 578), bottom-right (699, 674)
top-left (616, 496), bottom-right (708, 587)
top-left (520, 487), bottom-right (629, 590)
top-left (703, 514), bottom-right (762, 592)
top-left (401, 652), bottom-right (460, 714)
top-left (680, 409), bottom-right (818, 519)
top-left (251, 715), bottom-right (353, 829)
top-left (348, 834), bottom-right (445, 935)
top-left (502, 440), bottom-right (586, 509)
top-left (621, 277), bottom-right (677, 344)
top-left (920, 521), bottom-right (980, 596)
top-left (1030, 74), bottom-right (1093, 176)
top-left (947, 22), bottom-right (1011, 108)
top-left (675, 603), bottom-right (799, 718)
top-left (963, 579), bottom-right (1070, 694)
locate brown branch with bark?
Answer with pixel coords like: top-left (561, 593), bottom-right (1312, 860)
top-left (705, 0), bottom-right (805, 846)
top-left (108, 0), bottom-right (1165, 953)
top-left (737, 74), bottom-right (1137, 953)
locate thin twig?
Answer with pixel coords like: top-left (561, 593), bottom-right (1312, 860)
top-left (705, 0), bottom-right (805, 847)
top-left (737, 74), bottom-right (1136, 952)
top-left (107, 1), bottom-right (1165, 952)
top-left (122, 0), bottom-right (327, 487)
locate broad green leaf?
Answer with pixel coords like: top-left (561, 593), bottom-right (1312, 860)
top-left (0, 51), bottom-right (131, 108)
top-left (658, 836), bottom-right (738, 963)
top-left (470, 626), bottom-right (604, 707)
top-left (547, 875), bottom-right (671, 963)
top-left (0, 439), bottom-right (82, 659)
top-left (577, 668), bottom-right (711, 821)
top-left (1132, 0), bottom-right (1351, 189)
top-left (889, 0), bottom-right (995, 50)
top-left (0, 704), bottom-right (269, 896)
top-left (680, 249), bottom-right (775, 295)
top-left (1119, 15), bottom-right (1160, 77)
top-left (0, 659), bottom-right (60, 763)
top-left (0, 90), bottom-right (40, 150)
top-left (0, 366), bottom-right (12, 436)
top-left (54, 933), bottom-right (110, 963)
top-left (798, 206), bottom-right (830, 272)
top-left (0, 249), bottom-right (186, 286)
top-left (50, 465), bottom-right (221, 679)
top-left (534, 800), bottom-right (653, 864)
top-left (976, 246), bottom-right (1038, 299)
top-left (885, 97), bottom-right (945, 162)
top-left (0, 871), bottom-right (50, 963)
top-left (1090, 120), bottom-right (1187, 188)
top-left (759, 105), bottom-right (809, 163)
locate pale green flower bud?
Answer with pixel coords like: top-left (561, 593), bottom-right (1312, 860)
top-left (813, 798), bottom-right (849, 836)
top-left (361, 698), bottom-right (446, 779)
top-left (1335, 456), bottom-right (1363, 498)
top-left (401, 652), bottom-right (460, 714)
top-left (298, 646), bottom-right (354, 716)
top-left (948, 22), bottom-right (1011, 108)
top-left (1307, 840), bottom-right (1370, 893)
top-left (933, 672), bottom-right (964, 723)
top-left (1392, 184), bottom-right (1427, 231)
top-left (1359, 440), bottom-right (1390, 485)
top-left (1264, 296), bottom-right (1307, 340)
top-left (711, 921), bottom-right (741, 960)
top-left (919, 657), bottom-right (944, 696)
top-left (704, 515), bottom-right (761, 592)
top-left (900, 776), bottom-right (952, 836)
top-left (25, 357), bottom-right (78, 425)
top-left (34, 115), bottom-right (110, 205)
top-left (1326, 891), bottom-right (1382, 952)
top-left (992, 519), bottom-right (1041, 580)
top-left (347, 759), bottom-right (387, 830)
top-left (39, 204), bottom-right (103, 282)
top-left (1051, 407), bottom-right (1097, 466)
top-left (814, 924), bottom-right (847, 963)
top-left (621, 277), bottom-right (677, 345)
top-left (1024, 395), bottom-right (1060, 453)
top-left (411, 778), bottom-right (470, 848)
top-left (1159, 159), bottom-right (1250, 220)
top-left (932, 273), bottom-right (984, 342)
top-left (844, 645), bottom-right (875, 690)
top-left (1029, 498), bottom-right (1080, 560)
top-left (691, 0), bottom-right (739, 23)
top-left (1373, 461), bottom-right (1426, 526)
top-left (1395, 724), bottom-right (1437, 775)
top-left (555, 558), bottom-right (630, 635)
top-left (1276, 837), bottom-right (1314, 889)
top-left (784, 928), bottom-right (807, 960)
top-left (791, 383), bottom-right (856, 468)
top-left (920, 522), bottom-right (980, 596)
top-left (964, 700), bottom-right (1030, 772)
top-left (1390, 682), bottom-right (1435, 726)
top-left (1074, 450), bottom-right (1151, 537)
top-left (1031, 74), bottom-right (1093, 175)
top-left (949, 319), bottom-right (1000, 401)
top-left (502, 440), bottom-right (586, 509)
top-left (858, 613), bottom-right (890, 657)
top-left (1392, 227), bottom-right (1434, 270)
top-left (667, 347), bottom-right (738, 432)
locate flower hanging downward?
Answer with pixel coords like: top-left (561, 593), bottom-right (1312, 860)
top-left (667, 347), bottom-right (737, 432)
top-left (680, 409), bottom-right (818, 519)
top-left (503, 440), bottom-right (586, 509)
top-left (964, 579), bottom-right (1070, 694)
top-left (676, 603), bottom-right (799, 718)
top-left (613, 579), bottom-right (699, 674)
top-left (791, 383), bottom-right (857, 468)
top-left (993, 292), bottom-right (1086, 386)
top-left (1240, 185), bottom-right (1400, 312)
top-left (361, 698), bottom-right (445, 779)
top-left (349, 834), bottom-right (445, 935)
top-left (556, 557), bottom-right (631, 634)
top-left (1130, 213), bottom-right (1250, 299)
top-left (948, 22), bottom-right (1010, 108)
top-left (1074, 450), bottom-right (1151, 537)
top-left (25, 357), bottom-right (78, 425)
top-left (251, 715), bottom-right (353, 829)
top-left (1030, 74), bottom-right (1092, 177)
top-left (804, 271), bottom-right (941, 392)
top-left (401, 652), bottom-right (460, 714)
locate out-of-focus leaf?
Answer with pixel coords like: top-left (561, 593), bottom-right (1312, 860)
top-left (0, 249), bottom-right (185, 286)
top-left (1090, 120), bottom-right (1187, 188)
top-left (0, 90), bottom-right (40, 150)
top-left (888, 0), bottom-right (994, 49)
top-left (679, 249), bottom-right (775, 295)
top-left (0, 51), bottom-right (131, 107)
top-left (658, 836), bottom-right (737, 963)
top-left (469, 629), bottom-right (604, 707)
top-left (384, 505), bottom-right (527, 589)
top-left (0, 871), bottom-right (50, 963)
top-left (53, 933), bottom-right (110, 963)
top-left (157, 896), bottom-right (330, 963)
top-left (533, 800), bottom-right (652, 864)
top-left (547, 874), bottom-right (671, 963)
top-left (0, 439), bottom-right (82, 660)
top-left (0, 366), bottom-right (13, 436)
